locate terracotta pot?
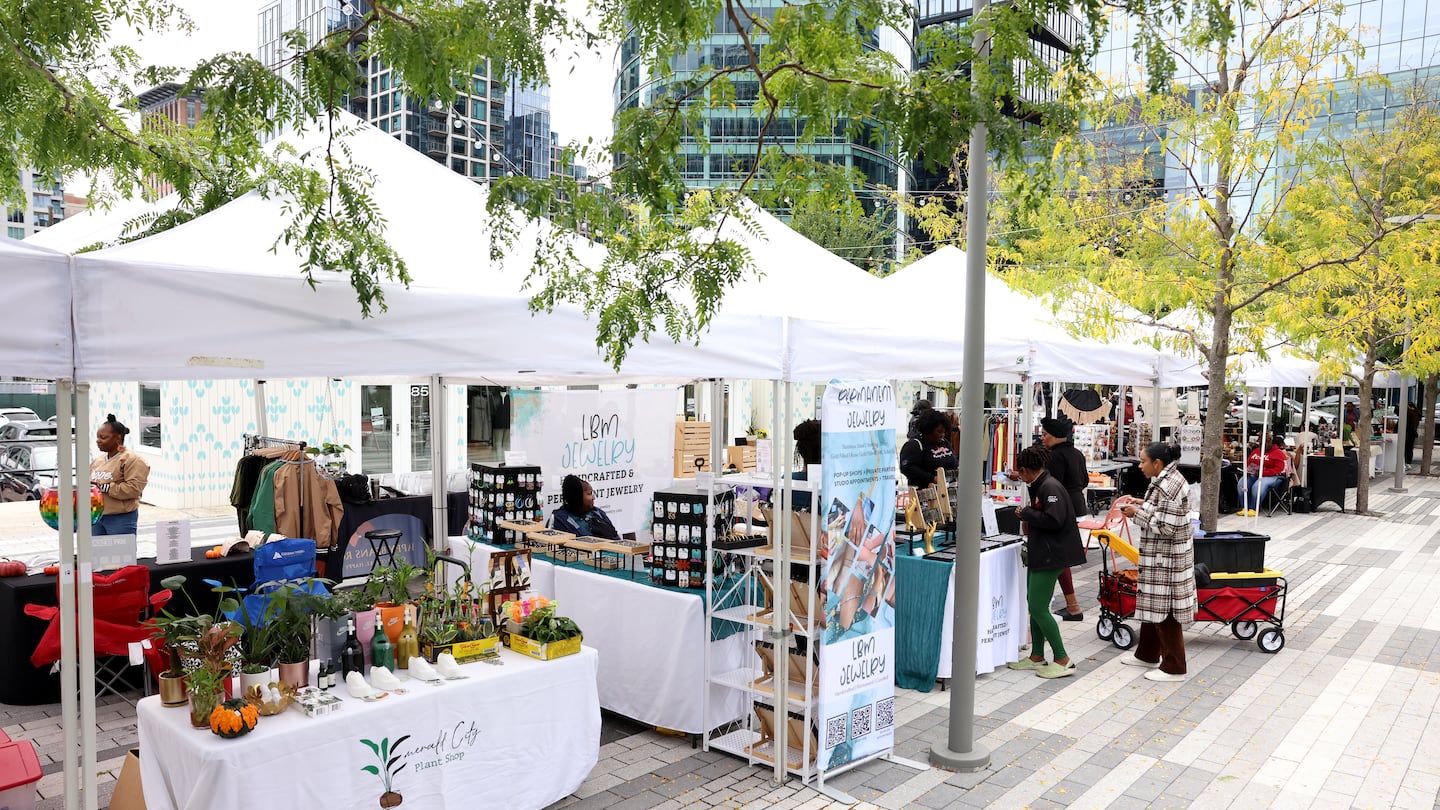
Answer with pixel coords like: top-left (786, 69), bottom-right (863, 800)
top-left (375, 603), bottom-right (408, 645)
top-left (158, 671), bottom-right (188, 708)
top-left (278, 660), bottom-right (310, 690)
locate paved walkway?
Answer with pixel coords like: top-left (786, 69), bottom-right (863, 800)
top-left (6, 476), bottom-right (1440, 808)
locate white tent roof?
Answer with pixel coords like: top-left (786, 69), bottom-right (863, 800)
top-left (68, 119), bottom-right (787, 383)
top-left (0, 238), bottom-right (73, 378)
top-left (873, 246), bottom-right (1185, 386)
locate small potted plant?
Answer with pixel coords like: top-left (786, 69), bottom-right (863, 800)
top-left (263, 580), bottom-right (331, 689)
top-left (501, 597), bottom-right (582, 661)
top-left (229, 590), bottom-right (278, 695)
top-left (150, 575), bottom-right (242, 709)
top-left (372, 561), bottom-right (424, 645)
top-left (184, 621), bottom-right (243, 727)
top-left (305, 441), bottom-right (352, 476)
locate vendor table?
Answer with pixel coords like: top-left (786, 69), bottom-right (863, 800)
top-left (1178, 462), bottom-right (1242, 514)
top-left (1307, 454), bottom-right (1354, 512)
top-left (0, 548), bottom-right (255, 705)
top-left (444, 538), bottom-right (747, 734)
top-left (895, 538), bottom-right (1024, 692)
top-left (137, 648), bottom-right (600, 810)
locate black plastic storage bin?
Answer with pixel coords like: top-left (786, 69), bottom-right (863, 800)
top-left (1193, 531), bottom-right (1268, 573)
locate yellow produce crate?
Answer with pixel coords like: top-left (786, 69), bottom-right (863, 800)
top-left (505, 633), bottom-right (582, 661)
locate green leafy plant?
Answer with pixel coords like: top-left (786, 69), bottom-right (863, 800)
top-left (151, 575), bottom-right (241, 675)
top-left (304, 442), bottom-right (351, 457)
top-left (515, 605), bottom-right (582, 644)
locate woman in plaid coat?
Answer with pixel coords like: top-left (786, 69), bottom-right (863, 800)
top-left (1115, 442), bottom-right (1196, 682)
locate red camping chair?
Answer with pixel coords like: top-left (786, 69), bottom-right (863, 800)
top-left (1078, 504), bottom-right (1133, 552)
top-left (25, 565), bottom-right (172, 705)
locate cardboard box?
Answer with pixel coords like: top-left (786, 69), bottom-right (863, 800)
top-left (505, 633), bottom-right (582, 661)
top-left (109, 749), bottom-right (145, 810)
top-left (422, 635), bottom-right (499, 665)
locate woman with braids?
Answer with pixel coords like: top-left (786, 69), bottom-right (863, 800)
top-left (549, 474), bottom-right (620, 541)
top-left (1007, 445), bottom-right (1086, 679)
top-left (1113, 442), bottom-right (1195, 682)
top-left (89, 414), bottom-right (150, 536)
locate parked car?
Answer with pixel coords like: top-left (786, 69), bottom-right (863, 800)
top-left (0, 442), bottom-right (58, 502)
top-left (0, 407), bottom-right (41, 428)
top-left (1227, 396), bottom-right (1325, 431)
top-left (0, 420), bottom-right (57, 442)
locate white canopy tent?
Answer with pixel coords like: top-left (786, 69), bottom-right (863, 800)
top-left (0, 238), bottom-right (74, 379)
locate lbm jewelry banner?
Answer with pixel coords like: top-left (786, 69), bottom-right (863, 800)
top-left (509, 388), bottom-right (677, 535)
top-left (818, 380), bottom-right (898, 771)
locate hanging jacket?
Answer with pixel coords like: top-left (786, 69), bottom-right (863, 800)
top-left (274, 461), bottom-right (345, 549)
top-left (247, 460), bottom-right (286, 536)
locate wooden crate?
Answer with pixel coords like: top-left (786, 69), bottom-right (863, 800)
top-left (726, 444), bottom-right (758, 472)
top-left (674, 420), bottom-right (712, 477)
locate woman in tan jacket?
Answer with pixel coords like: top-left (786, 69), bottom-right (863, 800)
top-left (90, 414), bottom-right (150, 536)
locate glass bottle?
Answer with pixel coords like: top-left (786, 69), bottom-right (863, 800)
top-left (395, 604), bottom-right (420, 670)
top-left (371, 610), bottom-right (396, 672)
top-left (339, 618), bottom-right (365, 680)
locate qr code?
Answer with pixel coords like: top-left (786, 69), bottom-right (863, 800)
top-left (876, 697), bottom-right (895, 732)
top-left (850, 705), bottom-right (873, 740)
top-left (825, 714), bottom-right (848, 749)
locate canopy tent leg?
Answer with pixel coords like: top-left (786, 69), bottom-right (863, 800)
top-left (75, 384), bottom-right (98, 810)
top-left (430, 375), bottom-right (447, 550)
top-left (254, 379), bottom-right (269, 437)
top-left (55, 381), bottom-right (81, 810)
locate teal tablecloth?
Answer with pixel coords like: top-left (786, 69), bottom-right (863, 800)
top-left (894, 553), bottom-right (953, 692)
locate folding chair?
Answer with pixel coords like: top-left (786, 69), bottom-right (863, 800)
top-left (1262, 462), bottom-right (1296, 517)
top-left (25, 565), bottom-right (173, 705)
top-left (1078, 504), bottom-right (1132, 552)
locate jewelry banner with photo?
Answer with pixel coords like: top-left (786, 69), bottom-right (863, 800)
top-left (818, 380), bottom-right (898, 771)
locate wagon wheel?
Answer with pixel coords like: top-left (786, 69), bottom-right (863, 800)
top-left (1257, 628), bottom-right (1284, 654)
top-left (1231, 620), bottom-right (1257, 640)
top-left (1097, 615), bottom-right (1115, 641)
top-left (1112, 623), bottom-right (1136, 650)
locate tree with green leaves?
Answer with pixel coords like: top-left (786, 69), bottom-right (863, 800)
top-left (1, 0), bottom-right (1127, 363)
top-left (981, 0), bottom-right (1433, 529)
top-left (1270, 85), bottom-right (1440, 511)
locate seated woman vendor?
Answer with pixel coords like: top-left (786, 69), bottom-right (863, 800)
top-left (550, 474), bottom-right (621, 541)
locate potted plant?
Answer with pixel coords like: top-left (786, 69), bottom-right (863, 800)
top-left (184, 621), bottom-right (243, 727)
top-left (264, 579), bottom-right (327, 689)
top-left (150, 575), bottom-right (242, 709)
top-left (305, 442), bottom-right (352, 475)
top-left (372, 561), bottom-right (424, 644)
top-left (501, 597), bottom-right (582, 661)
top-left (229, 589), bottom-right (278, 695)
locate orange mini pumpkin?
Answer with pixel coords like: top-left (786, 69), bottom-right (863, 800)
top-left (209, 698), bottom-right (258, 739)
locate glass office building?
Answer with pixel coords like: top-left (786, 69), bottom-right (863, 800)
top-left (613, 3), bottom-right (911, 206)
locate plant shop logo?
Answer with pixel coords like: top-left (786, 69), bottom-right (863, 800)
top-left (359, 735), bottom-right (410, 808)
top-left (359, 722), bottom-right (482, 807)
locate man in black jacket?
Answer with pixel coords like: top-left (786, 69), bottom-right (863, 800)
top-left (1008, 446), bottom-right (1087, 679)
top-left (1041, 417), bottom-right (1088, 621)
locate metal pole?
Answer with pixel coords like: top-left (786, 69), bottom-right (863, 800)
top-left (76, 384), bottom-right (98, 810)
top-left (1392, 337), bottom-right (1411, 492)
top-left (931, 0), bottom-right (992, 770)
top-left (430, 376), bottom-right (447, 549)
top-left (255, 379), bottom-right (269, 437)
top-left (55, 381), bottom-right (80, 810)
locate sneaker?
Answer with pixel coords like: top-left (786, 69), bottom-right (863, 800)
top-left (1007, 657), bottom-right (1046, 671)
top-left (1119, 653), bottom-right (1161, 669)
top-left (1036, 661), bottom-right (1077, 679)
top-left (1143, 670), bottom-right (1187, 683)
top-left (1054, 609), bottom-right (1084, 622)
top-left (1240, 509), bottom-right (1258, 517)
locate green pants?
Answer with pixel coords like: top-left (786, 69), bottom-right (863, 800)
top-left (1028, 568), bottom-right (1067, 661)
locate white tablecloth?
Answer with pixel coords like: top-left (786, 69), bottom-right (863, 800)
top-left (938, 543), bottom-right (1025, 678)
top-left (137, 649), bottom-right (599, 810)
top-left (552, 566), bottom-right (749, 734)
top-left (443, 537), bottom-right (748, 734)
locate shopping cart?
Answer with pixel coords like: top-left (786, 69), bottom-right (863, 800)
top-left (1092, 530), bottom-right (1287, 654)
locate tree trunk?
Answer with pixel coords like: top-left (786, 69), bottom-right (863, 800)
top-left (1198, 319), bottom-right (1234, 531)
top-left (1355, 347), bottom-right (1378, 514)
top-left (1422, 372), bottom-right (1438, 476)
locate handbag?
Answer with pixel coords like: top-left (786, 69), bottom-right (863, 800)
top-left (335, 473), bottom-right (372, 505)
top-left (1291, 486), bottom-right (1312, 513)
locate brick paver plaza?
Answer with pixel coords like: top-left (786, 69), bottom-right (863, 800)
top-left (5, 474), bottom-right (1438, 809)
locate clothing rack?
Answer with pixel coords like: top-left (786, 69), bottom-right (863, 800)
top-left (243, 434), bottom-right (310, 540)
